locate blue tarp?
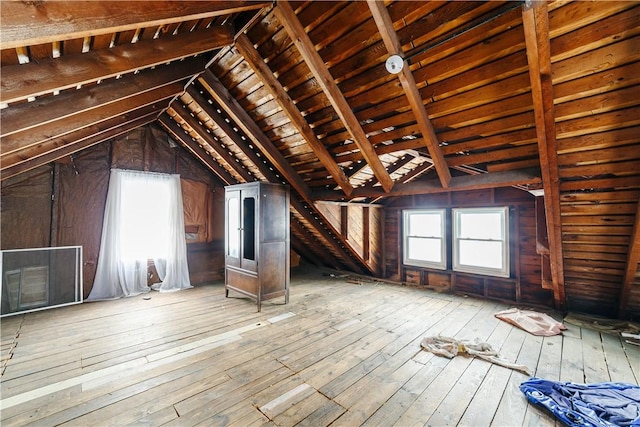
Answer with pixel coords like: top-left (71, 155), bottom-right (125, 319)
top-left (520, 378), bottom-right (640, 426)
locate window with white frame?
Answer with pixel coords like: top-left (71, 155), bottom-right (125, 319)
top-left (403, 209), bottom-right (446, 270)
top-left (452, 207), bottom-right (509, 277)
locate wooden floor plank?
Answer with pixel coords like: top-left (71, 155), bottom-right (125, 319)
top-left (425, 304), bottom-right (511, 426)
top-left (601, 332), bottom-right (636, 383)
top-left (491, 333), bottom-right (544, 427)
top-left (1, 267), bottom-right (635, 427)
top-left (296, 399), bottom-right (346, 427)
top-left (622, 338), bottom-right (640, 383)
top-left (522, 334), bottom-right (563, 426)
top-left (458, 326), bottom-right (528, 426)
top-left (390, 301), bottom-right (500, 426)
top-left (126, 405), bottom-right (179, 426)
top-left (582, 328), bottom-right (611, 383)
top-left (560, 329), bottom-right (584, 383)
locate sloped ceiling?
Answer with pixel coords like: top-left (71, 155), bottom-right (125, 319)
top-left (1, 1), bottom-right (639, 315)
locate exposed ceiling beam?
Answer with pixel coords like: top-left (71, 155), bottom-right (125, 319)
top-left (184, 85), bottom-right (269, 183)
top-left (619, 198), bottom-right (640, 318)
top-left (162, 106), bottom-right (347, 270)
top-left (290, 225), bottom-right (331, 268)
top-left (367, 0), bottom-right (452, 189)
top-left (523, 1), bottom-right (566, 311)
top-left (401, 162), bottom-right (434, 184)
top-left (158, 113), bottom-right (237, 186)
top-left (357, 155), bottom-right (416, 194)
top-left (1, 108), bottom-right (160, 181)
top-left (170, 104), bottom-right (254, 183)
top-left (1, 83), bottom-right (185, 163)
top-left (0, 1), bottom-right (268, 50)
top-left (1, 26), bottom-right (233, 104)
top-left (235, 33), bottom-right (354, 197)
top-left (1, 56), bottom-right (208, 138)
top-left (313, 169), bottom-right (542, 201)
top-left (192, 76), bottom-right (369, 273)
top-left (198, 70), bottom-right (313, 197)
top-left (275, 0), bottom-right (394, 193)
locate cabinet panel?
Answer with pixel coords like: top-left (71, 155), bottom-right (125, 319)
top-left (226, 267), bottom-right (258, 296)
top-left (262, 187), bottom-right (288, 242)
top-left (261, 241), bottom-right (287, 297)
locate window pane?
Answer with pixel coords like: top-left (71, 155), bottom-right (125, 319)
top-left (409, 213), bottom-right (442, 237)
top-left (120, 178), bottom-right (171, 260)
top-left (458, 212), bottom-right (503, 240)
top-left (408, 237), bottom-right (442, 263)
top-left (227, 197), bottom-right (239, 258)
top-left (459, 240), bottom-right (503, 269)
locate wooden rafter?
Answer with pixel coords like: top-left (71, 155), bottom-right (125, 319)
top-left (198, 70), bottom-right (312, 197)
top-left (619, 198), bottom-right (640, 318)
top-left (171, 104), bottom-right (254, 183)
top-left (275, 0), bottom-right (394, 193)
top-left (235, 33), bottom-right (354, 197)
top-left (1, 108), bottom-right (160, 181)
top-left (185, 84), bottom-right (278, 184)
top-left (401, 162), bottom-right (434, 184)
top-left (1, 56), bottom-right (208, 138)
top-left (367, 0), bottom-right (452, 189)
top-left (1, 83), bottom-right (185, 163)
top-left (386, 155), bottom-right (417, 176)
top-left (290, 228), bottom-right (329, 268)
top-left (1, 26), bottom-right (233, 104)
top-left (166, 95), bottom-right (352, 270)
top-left (192, 75), bottom-right (370, 273)
top-left (522, 1), bottom-right (566, 311)
top-left (0, 1), bottom-right (268, 49)
top-left (313, 169), bottom-right (542, 201)
top-left (357, 155), bottom-right (416, 193)
top-left (158, 113), bottom-right (237, 186)
top-left (164, 99), bottom-right (355, 271)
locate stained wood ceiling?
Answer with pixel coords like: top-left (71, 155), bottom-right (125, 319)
top-left (1, 1), bottom-right (639, 315)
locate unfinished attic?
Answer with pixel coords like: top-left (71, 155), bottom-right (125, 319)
top-left (1, 1), bottom-right (639, 426)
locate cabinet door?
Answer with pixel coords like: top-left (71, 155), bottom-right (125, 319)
top-left (225, 190), bottom-right (241, 268)
top-left (240, 186), bottom-right (258, 272)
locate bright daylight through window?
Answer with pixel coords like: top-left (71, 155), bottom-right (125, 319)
top-left (403, 209), bottom-right (446, 270)
top-left (453, 207), bottom-right (509, 277)
top-left (120, 177), bottom-right (171, 261)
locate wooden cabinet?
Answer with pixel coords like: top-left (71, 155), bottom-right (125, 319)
top-left (224, 182), bottom-right (289, 311)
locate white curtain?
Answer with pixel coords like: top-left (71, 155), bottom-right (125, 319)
top-left (88, 169), bottom-right (192, 300)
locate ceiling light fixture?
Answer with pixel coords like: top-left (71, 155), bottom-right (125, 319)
top-left (385, 54), bottom-right (404, 74)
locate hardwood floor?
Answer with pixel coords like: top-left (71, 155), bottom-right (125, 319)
top-left (1, 267), bottom-right (638, 426)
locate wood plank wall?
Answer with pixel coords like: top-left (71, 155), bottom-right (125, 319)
top-left (383, 187), bottom-right (554, 309)
top-left (315, 201), bottom-right (383, 275)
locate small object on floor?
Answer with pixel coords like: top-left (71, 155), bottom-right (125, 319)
top-left (564, 312), bottom-right (640, 336)
top-left (420, 335), bottom-right (530, 375)
top-left (143, 296), bottom-right (151, 300)
top-left (520, 377), bottom-right (640, 427)
top-left (494, 307), bottom-right (566, 336)
top-left (622, 332), bottom-right (640, 346)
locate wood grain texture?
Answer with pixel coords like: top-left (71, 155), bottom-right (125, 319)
top-left (0, 1), bottom-right (267, 49)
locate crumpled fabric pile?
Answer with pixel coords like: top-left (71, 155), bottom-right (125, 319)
top-left (495, 307), bottom-right (567, 336)
top-left (520, 378), bottom-right (640, 426)
top-left (420, 335), bottom-right (530, 375)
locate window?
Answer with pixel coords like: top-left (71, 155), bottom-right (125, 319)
top-left (453, 207), bottom-right (509, 277)
top-left (403, 209), bottom-right (446, 270)
top-left (120, 176), bottom-right (172, 262)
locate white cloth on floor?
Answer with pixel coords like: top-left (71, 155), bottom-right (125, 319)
top-left (420, 335), bottom-right (531, 375)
